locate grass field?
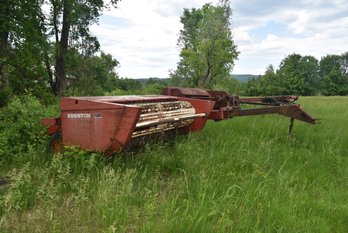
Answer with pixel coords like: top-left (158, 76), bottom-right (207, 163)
top-left (0, 97), bottom-right (347, 232)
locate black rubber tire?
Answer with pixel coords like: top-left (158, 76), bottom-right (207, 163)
top-left (50, 132), bottom-right (63, 154)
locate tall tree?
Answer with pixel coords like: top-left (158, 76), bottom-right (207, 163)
top-left (277, 54), bottom-right (304, 95)
top-left (170, 0), bottom-right (239, 88)
top-left (340, 51), bottom-right (348, 76)
top-left (259, 65), bottom-right (284, 96)
top-left (0, 0), bottom-right (13, 106)
top-left (340, 51), bottom-right (348, 95)
top-left (0, 0), bottom-right (121, 100)
top-left (0, 0), bottom-right (48, 103)
top-left (0, 0), bottom-right (12, 91)
top-left (46, 0), bottom-right (120, 95)
top-left (66, 51), bottom-right (120, 96)
top-left (300, 55), bottom-right (319, 95)
top-left (319, 54), bottom-right (348, 95)
top-left (276, 54), bottom-right (319, 95)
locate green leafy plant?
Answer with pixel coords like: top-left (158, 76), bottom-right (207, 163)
top-left (0, 95), bottom-right (57, 164)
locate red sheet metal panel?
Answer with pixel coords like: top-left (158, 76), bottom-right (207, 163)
top-left (178, 97), bottom-right (215, 132)
top-left (41, 118), bottom-right (59, 126)
top-left (60, 98), bottom-right (141, 153)
top-left (208, 108), bottom-right (230, 121)
top-left (108, 106), bottom-right (142, 152)
top-left (41, 118), bottom-right (61, 135)
top-left (162, 87), bottom-right (211, 99)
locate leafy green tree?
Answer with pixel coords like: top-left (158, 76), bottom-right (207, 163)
top-left (143, 83), bottom-right (166, 95)
top-left (244, 65), bottom-right (284, 96)
top-left (276, 54), bottom-right (319, 95)
top-left (244, 56), bottom-right (319, 96)
top-left (45, 0), bottom-right (121, 95)
top-left (243, 53), bottom-right (348, 96)
top-left (243, 77), bottom-right (261, 96)
top-left (319, 54), bottom-right (348, 95)
top-left (66, 52), bottom-right (120, 96)
top-left (257, 65), bottom-right (284, 96)
top-left (0, 0), bottom-right (122, 100)
top-left (118, 78), bottom-right (142, 93)
top-left (341, 51), bottom-right (348, 75)
top-left (170, 0), bottom-right (239, 88)
top-left (213, 75), bottom-right (242, 95)
top-left (277, 54), bottom-right (305, 95)
top-left (142, 78), bottom-right (168, 94)
top-left (0, 0), bottom-right (50, 105)
top-left (0, 0), bottom-right (12, 91)
top-left (340, 52), bottom-right (348, 94)
top-left (296, 55), bottom-right (319, 95)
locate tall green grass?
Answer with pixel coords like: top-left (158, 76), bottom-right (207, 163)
top-left (0, 97), bottom-right (347, 232)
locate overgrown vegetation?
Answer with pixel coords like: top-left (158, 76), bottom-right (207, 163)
top-left (0, 96), bottom-right (58, 168)
top-left (0, 95), bottom-right (347, 232)
top-left (0, 1), bottom-right (347, 231)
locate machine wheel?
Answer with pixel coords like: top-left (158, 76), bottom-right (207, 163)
top-left (50, 132), bottom-right (63, 154)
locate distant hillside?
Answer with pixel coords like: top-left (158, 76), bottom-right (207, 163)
top-left (231, 74), bottom-right (260, 83)
top-left (135, 74), bottom-right (260, 85)
top-left (135, 77), bottom-right (168, 86)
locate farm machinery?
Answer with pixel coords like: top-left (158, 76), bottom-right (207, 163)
top-left (41, 87), bottom-right (317, 154)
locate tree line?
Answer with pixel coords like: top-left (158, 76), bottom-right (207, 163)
top-left (243, 52), bottom-right (348, 96)
top-left (167, 0), bottom-right (348, 97)
top-left (1, 0), bottom-right (347, 109)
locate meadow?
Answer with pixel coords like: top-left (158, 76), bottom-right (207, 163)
top-left (0, 96), bottom-right (347, 232)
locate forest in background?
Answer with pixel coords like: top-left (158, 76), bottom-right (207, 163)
top-left (1, 1), bottom-right (348, 110)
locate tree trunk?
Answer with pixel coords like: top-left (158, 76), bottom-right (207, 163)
top-left (198, 48), bottom-right (213, 88)
top-left (44, 51), bottom-right (54, 88)
top-left (0, 31), bottom-right (9, 89)
top-left (0, 0), bottom-right (11, 90)
top-left (54, 0), bottom-right (71, 95)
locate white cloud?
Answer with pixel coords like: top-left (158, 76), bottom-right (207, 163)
top-left (230, 0), bottom-right (348, 74)
top-left (234, 29), bottom-right (252, 44)
top-left (91, 0), bottom-right (348, 78)
top-left (257, 34), bottom-right (283, 53)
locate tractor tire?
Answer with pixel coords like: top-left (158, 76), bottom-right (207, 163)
top-left (50, 132), bottom-right (63, 154)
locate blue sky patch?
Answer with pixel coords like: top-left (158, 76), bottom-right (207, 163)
top-left (99, 15), bottom-right (134, 29)
top-left (249, 21), bottom-right (300, 41)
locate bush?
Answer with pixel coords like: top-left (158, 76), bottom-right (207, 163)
top-left (0, 95), bottom-right (58, 163)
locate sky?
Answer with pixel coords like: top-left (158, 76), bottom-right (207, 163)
top-left (90, 0), bottom-right (348, 78)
